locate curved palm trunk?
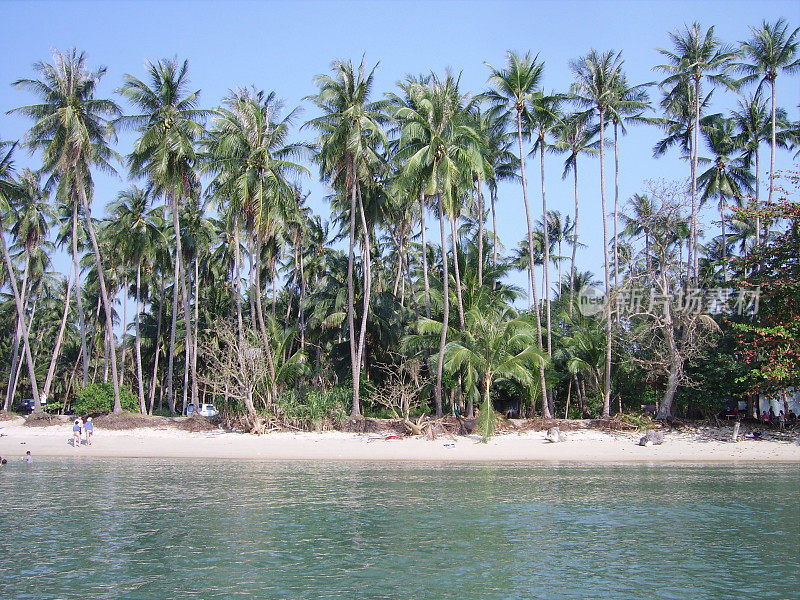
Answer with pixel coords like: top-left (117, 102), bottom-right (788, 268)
top-left (79, 185), bottom-right (121, 412)
top-left (540, 139), bottom-right (552, 355)
top-left (0, 226), bottom-right (40, 408)
top-left (43, 267), bottom-right (74, 401)
top-left (420, 190), bottom-right (431, 319)
top-left (6, 256), bottom-right (29, 408)
top-left (347, 176), bottom-right (360, 417)
top-left (569, 161), bottom-right (580, 316)
top-left (599, 108), bottom-right (613, 419)
top-left (435, 195), bottom-right (449, 418)
top-left (71, 202), bottom-right (89, 385)
top-left (720, 191), bottom-right (728, 284)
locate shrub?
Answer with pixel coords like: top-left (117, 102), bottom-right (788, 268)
top-left (276, 386), bottom-right (348, 428)
top-left (74, 383), bottom-right (138, 414)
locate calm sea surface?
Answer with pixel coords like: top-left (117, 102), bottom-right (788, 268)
top-left (1, 460), bottom-right (798, 600)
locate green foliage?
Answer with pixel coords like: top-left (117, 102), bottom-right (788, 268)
top-left (74, 383), bottom-right (138, 414)
top-left (476, 396), bottom-right (499, 442)
top-left (619, 413), bottom-right (658, 431)
top-left (276, 386), bottom-right (349, 428)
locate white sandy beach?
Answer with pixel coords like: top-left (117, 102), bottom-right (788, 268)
top-left (1, 418), bottom-right (798, 462)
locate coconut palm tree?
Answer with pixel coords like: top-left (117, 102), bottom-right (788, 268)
top-left (526, 90), bottom-right (564, 355)
top-left (392, 72), bottom-right (480, 416)
top-left (108, 186), bottom-right (164, 412)
top-left (738, 18), bottom-right (800, 203)
top-left (485, 51), bottom-right (550, 415)
top-left (305, 58), bottom-right (387, 417)
top-left (12, 48), bottom-right (123, 411)
top-left (608, 73), bottom-right (651, 290)
top-left (697, 115), bottom-right (754, 282)
top-left (0, 141), bottom-right (41, 409)
top-left (570, 49), bottom-right (624, 419)
top-left (655, 23), bottom-right (737, 279)
top-left (553, 112), bottom-right (599, 312)
top-left (442, 304), bottom-right (545, 439)
top-left (5, 169), bottom-right (53, 406)
top-left (117, 57), bottom-right (207, 413)
top-left (204, 88), bottom-right (309, 406)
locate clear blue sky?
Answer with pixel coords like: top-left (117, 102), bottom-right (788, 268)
top-left (1, 0), bottom-right (797, 298)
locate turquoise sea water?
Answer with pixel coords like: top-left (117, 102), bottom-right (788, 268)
top-left (1, 460), bottom-right (798, 600)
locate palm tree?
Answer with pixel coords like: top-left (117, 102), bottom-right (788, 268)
top-left (570, 49), bottom-right (624, 419)
top-left (655, 23), bottom-right (737, 279)
top-left (117, 57), bottom-right (207, 413)
top-left (0, 141), bottom-right (41, 409)
top-left (305, 58), bottom-right (387, 417)
top-left (622, 193), bottom-right (657, 273)
top-left (108, 186), bottom-right (164, 412)
top-left (442, 304), bottom-right (545, 439)
top-left (485, 51), bottom-right (550, 415)
top-left (738, 18), bottom-right (800, 203)
top-left (526, 90), bottom-right (563, 355)
top-left (608, 73), bottom-right (651, 290)
top-left (5, 169), bottom-right (53, 406)
top-left (697, 115), bottom-right (754, 282)
top-left (12, 48), bottom-right (123, 411)
top-left (392, 72), bottom-right (480, 416)
top-left (553, 112), bottom-right (599, 312)
top-left (205, 88), bottom-right (308, 407)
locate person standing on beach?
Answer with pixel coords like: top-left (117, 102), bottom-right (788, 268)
top-left (85, 417), bottom-right (94, 445)
top-left (72, 418), bottom-right (82, 448)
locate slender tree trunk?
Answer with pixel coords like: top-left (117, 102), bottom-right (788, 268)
top-left (134, 261), bottom-right (146, 413)
top-left (148, 276), bottom-right (164, 415)
top-left (540, 138), bottom-right (552, 356)
top-left (233, 221), bottom-right (245, 343)
top-left (569, 162), bottom-right (580, 315)
top-left (691, 77), bottom-right (700, 280)
top-left (599, 107), bottom-right (613, 419)
top-left (119, 274), bottom-right (128, 389)
top-left (253, 233), bottom-right (278, 404)
top-left (6, 256), bottom-right (29, 408)
top-left (491, 187), bottom-right (498, 290)
top-left (516, 113), bottom-right (546, 379)
top-left (450, 215), bottom-right (465, 330)
top-left (174, 199), bottom-right (196, 412)
top-left (477, 179), bottom-right (484, 287)
top-left (755, 148), bottom-right (761, 248)
top-left (78, 184), bottom-right (121, 412)
top-left (347, 176), bottom-right (360, 417)
top-left (420, 190), bottom-right (431, 319)
top-left (72, 202), bottom-right (89, 385)
top-left (435, 195), bottom-right (449, 418)
top-left (43, 267), bottom-right (74, 400)
top-left (11, 296), bottom-right (38, 406)
top-left (613, 121), bottom-right (620, 294)
top-left (191, 254), bottom-right (200, 408)
top-left (768, 79), bottom-right (776, 204)
top-left (720, 190), bottom-right (728, 284)
top-left (355, 185), bottom-right (372, 413)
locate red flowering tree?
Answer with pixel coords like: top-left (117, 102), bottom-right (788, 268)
top-left (731, 171), bottom-right (800, 395)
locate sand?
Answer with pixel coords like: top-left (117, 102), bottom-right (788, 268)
top-left (1, 417), bottom-right (798, 462)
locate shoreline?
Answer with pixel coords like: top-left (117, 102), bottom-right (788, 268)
top-left (2, 419), bottom-right (798, 463)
